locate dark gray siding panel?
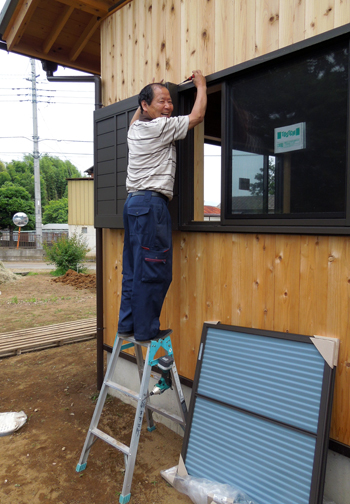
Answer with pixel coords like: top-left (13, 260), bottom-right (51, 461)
top-left (97, 159), bottom-right (115, 176)
top-left (116, 114), bottom-right (127, 129)
top-left (94, 95), bottom-right (138, 229)
top-left (97, 200), bottom-right (115, 214)
top-left (97, 187), bottom-right (116, 200)
top-left (96, 116), bottom-right (114, 134)
top-left (97, 173), bottom-right (115, 186)
top-left (117, 170), bottom-right (127, 186)
top-left (97, 146), bottom-right (114, 163)
top-left (97, 131), bottom-right (115, 149)
top-left (116, 143), bottom-right (127, 159)
top-left (117, 199), bottom-right (126, 215)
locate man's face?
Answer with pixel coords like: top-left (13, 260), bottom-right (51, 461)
top-left (141, 86), bottom-right (174, 119)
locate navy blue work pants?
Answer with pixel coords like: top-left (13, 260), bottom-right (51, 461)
top-left (117, 191), bottom-right (172, 340)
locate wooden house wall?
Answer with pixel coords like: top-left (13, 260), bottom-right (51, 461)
top-left (100, 0), bottom-right (350, 447)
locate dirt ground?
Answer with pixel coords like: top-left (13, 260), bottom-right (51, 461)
top-left (0, 269), bottom-right (192, 504)
top-left (0, 270), bottom-right (96, 332)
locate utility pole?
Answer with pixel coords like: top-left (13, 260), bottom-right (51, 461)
top-left (31, 58), bottom-right (42, 249)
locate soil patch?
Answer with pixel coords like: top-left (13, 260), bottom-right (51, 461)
top-left (0, 341), bottom-right (190, 504)
top-left (0, 273), bottom-right (96, 333)
top-left (52, 270), bottom-right (96, 292)
top-left (0, 271), bottom-right (191, 504)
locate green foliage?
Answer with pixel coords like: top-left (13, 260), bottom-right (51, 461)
top-left (249, 158), bottom-right (276, 197)
top-left (5, 159), bottom-right (35, 200)
top-left (0, 171), bottom-right (11, 185)
top-left (0, 182), bottom-right (35, 231)
top-left (43, 198), bottom-right (68, 224)
top-left (0, 154), bottom-right (81, 207)
top-left (43, 232), bottom-right (89, 275)
top-left (39, 155), bottom-right (81, 202)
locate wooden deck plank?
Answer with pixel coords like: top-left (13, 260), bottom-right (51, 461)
top-left (0, 318), bottom-right (95, 337)
top-left (0, 328), bottom-right (96, 349)
top-left (0, 319), bottom-right (97, 358)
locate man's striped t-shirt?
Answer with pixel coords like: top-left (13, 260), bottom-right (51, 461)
top-left (126, 115), bottom-right (190, 200)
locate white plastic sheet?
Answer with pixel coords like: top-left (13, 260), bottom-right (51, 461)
top-left (161, 466), bottom-right (339, 504)
top-left (0, 411), bottom-right (27, 436)
top-left (161, 466), bottom-right (258, 504)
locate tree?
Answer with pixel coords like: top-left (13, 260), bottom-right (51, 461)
top-left (5, 159), bottom-right (34, 197)
top-left (39, 155), bottom-right (81, 201)
top-left (0, 155), bottom-right (81, 205)
top-left (0, 182), bottom-right (35, 246)
top-left (43, 198), bottom-right (68, 224)
top-left (250, 158), bottom-right (276, 197)
top-left (0, 171), bottom-right (11, 186)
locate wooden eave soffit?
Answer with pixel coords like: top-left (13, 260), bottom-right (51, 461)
top-left (2, 0), bottom-right (132, 73)
top-left (3, 0), bottom-right (41, 51)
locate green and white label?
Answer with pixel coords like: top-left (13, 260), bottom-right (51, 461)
top-left (274, 122), bottom-right (306, 153)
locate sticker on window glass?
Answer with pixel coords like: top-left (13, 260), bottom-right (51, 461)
top-left (274, 122), bottom-right (306, 153)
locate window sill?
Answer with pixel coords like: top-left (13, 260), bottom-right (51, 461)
top-left (179, 221), bottom-right (350, 236)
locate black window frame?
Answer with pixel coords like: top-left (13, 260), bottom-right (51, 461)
top-left (178, 23), bottom-right (350, 235)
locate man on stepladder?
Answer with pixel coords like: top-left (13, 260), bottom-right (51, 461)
top-left (118, 70), bottom-right (207, 341)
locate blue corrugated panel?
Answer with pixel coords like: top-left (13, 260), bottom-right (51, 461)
top-left (197, 328), bottom-right (325, 433)
top-left (186, 397), bottom-right (316, 504)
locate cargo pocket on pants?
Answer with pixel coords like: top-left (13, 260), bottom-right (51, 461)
top-left (141, 247), bottom-right (170, 283)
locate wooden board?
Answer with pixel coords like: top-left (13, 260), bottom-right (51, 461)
top-left (0, 319), bottom-right (96, 358)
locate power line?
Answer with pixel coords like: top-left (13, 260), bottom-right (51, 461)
top-left (0, 100), bottom-right (94, 105)
top-left (0, 151), bottom-right (92, 156)
top-left (0, 86), bottom-right (93, 93)
top-left (0, 136), bottom-right (93, 143)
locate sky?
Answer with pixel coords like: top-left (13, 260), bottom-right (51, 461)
top-left (0, 51), bottom-right (95, 175)
top-left (0, 2), bottom-right (95, 176)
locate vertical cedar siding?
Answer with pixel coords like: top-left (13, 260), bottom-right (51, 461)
top-left (99, 1), bottom-right (350, 447)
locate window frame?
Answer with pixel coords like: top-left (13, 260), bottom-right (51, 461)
top-left (178, 23), bottom-right (350, 235)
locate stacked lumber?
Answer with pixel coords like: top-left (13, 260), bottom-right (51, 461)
top-left (0, 318), bottom-right (97, 358)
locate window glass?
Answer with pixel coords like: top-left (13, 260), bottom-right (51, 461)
top-left (227, 40), bottom-right (348, 219)
top-left (192, 86), bottom-right (222, 221)
top-left (204, 143), bottom-right (221, 220)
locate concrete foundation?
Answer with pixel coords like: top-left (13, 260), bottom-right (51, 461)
top-left (108, 354), bottom-right (191, 437)
top-left (324, 450), bottom-right (350, 504)
top-left (0, 248), bottom-right (45, 261)
top-left (108, 356), bottom-right (349, 504)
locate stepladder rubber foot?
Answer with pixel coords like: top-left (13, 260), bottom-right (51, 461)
top-left (76, 462), bottom-right (87, 472)
top-left (119, 492), bottom-right (131, 504)
top-left (147, 425), bottom-right (156, 432)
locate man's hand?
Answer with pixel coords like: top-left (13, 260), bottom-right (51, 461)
top-left (191, 70), bottom-right (206, 89)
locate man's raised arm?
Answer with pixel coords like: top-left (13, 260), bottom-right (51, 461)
top-left (188, 70), bottom-right (207, 130)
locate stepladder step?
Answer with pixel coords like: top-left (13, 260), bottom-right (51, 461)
top-left (145, 404), bottom-right (185, 426)
top-left (91, 427), bottom-right (130, 455)
top-left (104, 380), bottom-right (139, 401)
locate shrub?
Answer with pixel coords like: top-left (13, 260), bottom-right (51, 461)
top-left (44, 233), bottom-right (89, 275)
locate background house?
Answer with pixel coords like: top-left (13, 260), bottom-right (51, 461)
top-left (68, 177), bottom-right (95, 258)
top-left (1, 2), bottom-right (350, 504)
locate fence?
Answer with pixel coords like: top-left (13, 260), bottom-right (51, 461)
top-left (0, 230), bottom-right (68, 248)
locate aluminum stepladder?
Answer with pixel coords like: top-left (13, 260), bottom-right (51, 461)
top-left (76, 329), bottom-right (187, 504)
